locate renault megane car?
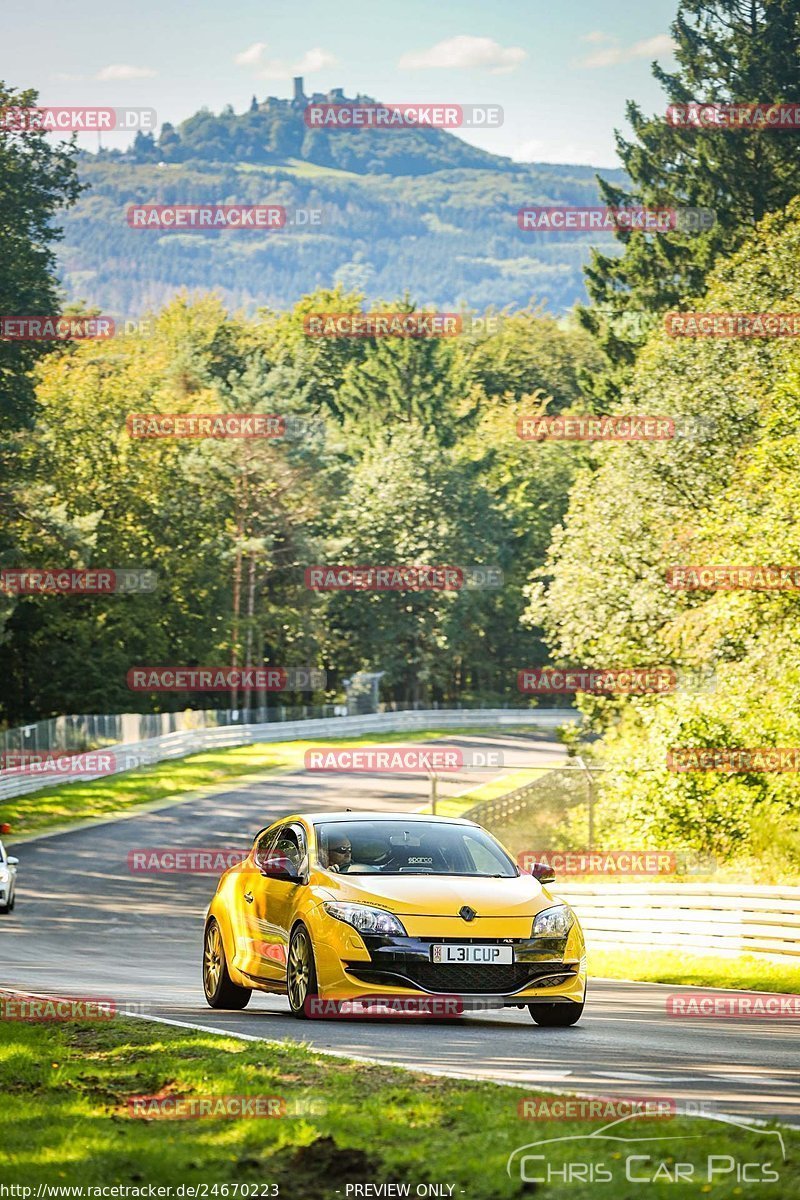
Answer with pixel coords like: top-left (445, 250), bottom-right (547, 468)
top-left (203, 812), bottom-right (586, 1024)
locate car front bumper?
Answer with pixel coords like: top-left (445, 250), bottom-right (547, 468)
top-left (311, 929), bottom-right (587, 1006)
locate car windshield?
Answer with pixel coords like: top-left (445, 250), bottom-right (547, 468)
top-left (314, 820), bottom-right (517, 876)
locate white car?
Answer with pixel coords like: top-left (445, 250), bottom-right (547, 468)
top-left (0, 840), bottom-right (18, 913)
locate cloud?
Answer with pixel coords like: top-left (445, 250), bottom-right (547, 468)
top-left (579, 33), bottom-right (676, 69)
top-left (235, 42), bottom-right (267, 67)
top-left (580, 31), bottom-right (615, 44)
top-left (234, 42), bottom-right (337, 79)
top-left (95, 64), bottom-right (156, 81)
top-left (513, 137), bottom-right (545, 161)
top-left (294, 48), bottom-right (337, 74)
top-left (399, 35), bottom-right (527, 74)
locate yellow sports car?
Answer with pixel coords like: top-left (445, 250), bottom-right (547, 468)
top-left (203, 811), bottom-right (586, 1024)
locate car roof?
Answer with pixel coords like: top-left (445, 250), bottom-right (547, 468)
top-left (279, 811), bottom-right (479, 827)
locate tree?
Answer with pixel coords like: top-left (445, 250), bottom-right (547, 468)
top-left (529, 199), bottom-right (800, 870)
top-left (0, 82), bottom-right (83, 432)
top-left (580, 0), bottom-right (800, 404)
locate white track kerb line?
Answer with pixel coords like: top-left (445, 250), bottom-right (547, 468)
top-left (0, 988), bottom-right (792, 1134)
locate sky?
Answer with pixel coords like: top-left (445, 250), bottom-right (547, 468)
top-left (2, 0), bottom-right (681, 167)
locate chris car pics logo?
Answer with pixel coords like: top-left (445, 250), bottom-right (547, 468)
top-left (507, 1113), bottom-right (785, 1186)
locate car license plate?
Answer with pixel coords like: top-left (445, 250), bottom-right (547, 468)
top-left (431, 944), bottom-right (513, 964)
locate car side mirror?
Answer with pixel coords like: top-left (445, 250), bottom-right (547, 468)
top-left (7, 856), bottom-right (18, 866)
top-left (259, 855), bottom-right (301, 882)
top-left (530, 861), bottom-right (556, 884)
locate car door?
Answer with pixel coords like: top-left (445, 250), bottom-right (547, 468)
top-left (264, 824), bottom-right (309, 979)
top-left (231, 825), bottom-right (281, 980)
top-left (239, 824), bottom-right (305, 983)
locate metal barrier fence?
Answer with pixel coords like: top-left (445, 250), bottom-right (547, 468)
top-left (462, 758), bottom-right (601, 855)
top-left (0, 706), bottom-right (340, 757)
top-left (558, 883), bottom-right (800, 959)
top-left (0, 702), bottom-right (571, 758)
top-left (0, 707), bottom-right (575, 803)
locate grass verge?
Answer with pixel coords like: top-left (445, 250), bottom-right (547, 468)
top-left (433, 766), bottom-right (549, 818)
top-left (591, 948), bottom-right (800, 994)
top-left (0, 1015), bottom-right (793, 1198)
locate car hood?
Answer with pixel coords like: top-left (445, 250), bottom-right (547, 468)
top-left (311, 871), bottom-right (552, 917)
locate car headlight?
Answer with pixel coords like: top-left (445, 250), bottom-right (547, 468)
top-left (323, 902), bottom-right (407, 937)
top-left (532, 904), bottom-right (574, 938)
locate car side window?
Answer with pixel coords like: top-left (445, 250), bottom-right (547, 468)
top-left (273, 829), bottom-right (303, 873)
top-left (254, 827), bottom-right (280, 871)
top-left (289, 823), bottom-right (308, 875)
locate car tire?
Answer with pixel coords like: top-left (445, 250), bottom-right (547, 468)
top-left (287, 923), bottom-right (319, 1019)
top-left (529, 991), bottom-right (585, 1027)
top-left (203, 918), bottom-right (251, 1009)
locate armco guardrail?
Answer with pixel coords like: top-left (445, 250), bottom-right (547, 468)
top-left (462, 758), bottom-right (597, 830)
top-left (0, 707), bottom-right (576, 803)
top-left (557, 883), bottom-right (800, 959)
top-left (465, 764), bottom-right (799, 960)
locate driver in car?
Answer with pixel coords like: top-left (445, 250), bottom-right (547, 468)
top-left (321, 833), bottom-right (353, 872)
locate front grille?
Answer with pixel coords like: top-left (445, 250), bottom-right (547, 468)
top-left (348, 962), bottom-right (574, 994)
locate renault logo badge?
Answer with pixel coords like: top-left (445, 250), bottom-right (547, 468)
top-left (459, 905), bottom-right (477, 922)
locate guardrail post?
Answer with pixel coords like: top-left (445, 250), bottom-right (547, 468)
top-left (575, 755), bottom-right (597, 850)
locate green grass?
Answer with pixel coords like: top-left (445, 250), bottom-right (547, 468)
top-left (433, 766), bottom-right (549, 818)
top-left (1, 725), bottom-right (551, 841)
top-left (591, 948), bottom-right (800, 994)
top-left (0, 1015), bottom-right (794, 1198)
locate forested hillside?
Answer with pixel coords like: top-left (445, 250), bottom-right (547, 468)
top-left (58, 154), bottom-right (625, 317)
